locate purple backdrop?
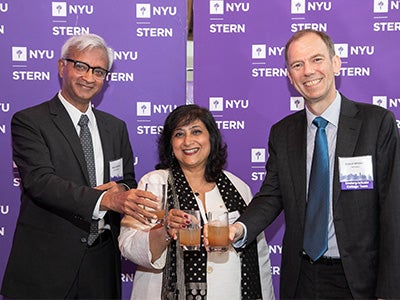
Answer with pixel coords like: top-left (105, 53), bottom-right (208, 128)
top-left (1, 0), bottom-right (400, 299)
top-left (193, 1), bottom-right (400, 299)
top-left (0, 0), bottom-right (186, 299)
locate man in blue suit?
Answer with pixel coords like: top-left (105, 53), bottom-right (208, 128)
top-left (1, 34), bottom-right (159, 299)
top-left (231, 30), bottom-right (400, 299)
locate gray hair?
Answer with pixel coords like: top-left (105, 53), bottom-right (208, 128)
top-left (60, 33), bottom-right (114, 70)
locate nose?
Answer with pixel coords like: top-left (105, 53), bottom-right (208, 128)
top-left (81, 70), bottom-right (96, 82)
top-left (183, 134), bottom-right (193, 145)
top-left (303, 61), bottom-right (315, 76)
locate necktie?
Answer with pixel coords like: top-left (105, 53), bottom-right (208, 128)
top-left (78, 114), bottom-right (99, 246)
top-left (303, 116), bottom-right (329, 261)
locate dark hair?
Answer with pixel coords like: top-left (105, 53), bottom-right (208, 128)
top-left (284, 29), bottom-right (336, 66)
top-left (156, 104), bottom-right (227, 182)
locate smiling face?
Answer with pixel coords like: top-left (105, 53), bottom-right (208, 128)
top-left (171, 119), bottom-right (211, 172)
top-left (58, 47), bottom-right (109, 112)
top-left (286, 32), bottom-right (341, 113)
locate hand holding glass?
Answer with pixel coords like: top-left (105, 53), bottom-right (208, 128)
top-left (179, 210), bottom-right (201, 251)
top-left (144, 183), bottom-right (167, 224)
top-left (207, 211), bottom-right (229, 252)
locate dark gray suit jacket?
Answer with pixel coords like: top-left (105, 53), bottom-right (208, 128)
top-left (1, 95), bottom-right (137, 298)
top-left (238, 95), bottom-right (400, 299)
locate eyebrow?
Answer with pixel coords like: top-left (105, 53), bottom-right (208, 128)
top-left (174, 124), bottom-right (202, 131)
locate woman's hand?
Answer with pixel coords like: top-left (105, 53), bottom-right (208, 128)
top-left (163, 208), bottom-right (191, 240)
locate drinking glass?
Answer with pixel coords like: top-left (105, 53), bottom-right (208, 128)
top-left (144, 183), bottom-right (167, 224)
top-left (207, 211), bottom-right (229, 252)
top-left (179, 210), bottom-right (201, 251)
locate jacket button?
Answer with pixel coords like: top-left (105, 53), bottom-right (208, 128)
top-left (81, 237), bottom-right (87, 243)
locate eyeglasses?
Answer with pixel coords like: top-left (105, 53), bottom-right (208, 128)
top-left (63, 58), bottom-right (109, 80)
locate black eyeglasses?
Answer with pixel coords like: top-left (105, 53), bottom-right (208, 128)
top-left (63, 58), bottom-right (109, 80)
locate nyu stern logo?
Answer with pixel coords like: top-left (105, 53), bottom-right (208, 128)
top-left (290, 97), bottom-right (305, 111)
top-left (374, 0), bottom-right (400, 12)
top-left (0, 2), bottom-right (9, 13)
top-left (251, 148), bottom-right (266, 163)
top-left (373, 96), bottom-right (387, 108)
top-left (136, 3), bottom-right (177, 18)
top-left (136, 102), bottom-right (176, 116)
top-left (12, 47), bottom-right (55, 62)
top-left (137, 102), bottom-right (151, 116)
top-left (209, 0), bottom-right (250, 15)
top-left (0, 101), bottom-right (10, 113)
top-left (52, 2), bottom-right (94, 17)
top-left (374, 0), bottom-right (389, 12)
top-left (252, 44), bottom-right (285, 60)
top-left (334, 43), bottom-right (375, 58)
top-left (291, 0), bottom-right (332, 14)
top-left (251, 148), bottom-right (267, 181)
top-left (210, 0), bottom-right (224, 14)
top-left (374, 95), bottom-right (400, 109)
top-left (209, 97), bottom-right (249, 112)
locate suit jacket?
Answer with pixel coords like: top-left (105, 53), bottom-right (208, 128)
top-left (238, 95), bottom-right (400, 299)
top-left (1, 95), bottom-right (137, 298)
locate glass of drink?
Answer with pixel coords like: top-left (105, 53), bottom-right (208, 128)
top-left (179, 210), bottom-right (201, 251)
top-left (144, 183), bottom-right (167, 224)
top-left (207, 211), bottom-right (229, 252)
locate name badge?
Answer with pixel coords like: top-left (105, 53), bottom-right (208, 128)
top-left (109, 158), bottom-right (123, 181)
top-left (338, 155), bottom-right (374, 190)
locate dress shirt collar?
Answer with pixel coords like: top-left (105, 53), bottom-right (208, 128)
top-left (305, 91), bottom-right (341, 128)
top-left (58, 91), bottom-right (96, 130)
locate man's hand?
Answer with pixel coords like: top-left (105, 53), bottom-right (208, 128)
top-left (230, 222), bottom-right (244, 243)
top-left (95, 181), bottom-right (126, 193)
top-left (101, 186), bottom-right (161, 225)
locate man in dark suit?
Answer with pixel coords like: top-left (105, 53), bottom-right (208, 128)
top-left (230, 30), bottom-right (400, 299)
top-left (1, 34), bottom-right (159, 299)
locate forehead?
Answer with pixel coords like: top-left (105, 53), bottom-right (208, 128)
top-left (287, 33), bottom-right (329, 61)
top-left (175, 119), bottom-right (206, 130)
top-left (70, 47), bottom-right (108, 68)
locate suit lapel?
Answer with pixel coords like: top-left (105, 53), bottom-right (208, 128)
top-left (333, 97), bottom-right (362, 206)
top-left (94, 111), bottom-right (112, 183)
top-left (49, 96), bottom-right (90, 185)
top-left (287, 111), bottom-right (308, 227)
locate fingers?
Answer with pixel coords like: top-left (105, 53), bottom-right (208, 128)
top-left (135, 189), bottom-right (160, 202)
top-left (203, 224), bottom-right (210, 251)
top-left (163, 209), bottom-right (190, 240)
top-left (229, 223), bottom-right (244, 242)
top-left (94, 181), bottom-right (118, 191)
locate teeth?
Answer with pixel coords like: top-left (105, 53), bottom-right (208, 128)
top-left (304, 79), bottom-right (321, 86)
top-left (184, 149), bottom-right (198, 154)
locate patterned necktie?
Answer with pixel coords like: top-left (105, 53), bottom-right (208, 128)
top-left (78, 114), bottom-right (99, 246)
top-left (303, 116), bottom-right (330, 261)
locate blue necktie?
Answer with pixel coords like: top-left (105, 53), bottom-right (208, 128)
top-left (303, 116), bottom-right (329, 261)
top-left (78, 114), bottom-right (99, 246)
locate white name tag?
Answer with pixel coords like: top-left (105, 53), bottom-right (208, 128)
top-left (109, 158), bottom-right (123, 181)
top-left (338, 155), bottom-right (374, 190)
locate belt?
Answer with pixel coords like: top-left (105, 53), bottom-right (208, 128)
top-left (302, 253), bottom-right (341, 265)
top-left (88, 229), bottom-right (112, 247)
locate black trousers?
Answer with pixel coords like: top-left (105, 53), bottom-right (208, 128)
top-left (294, 255), bottom-right (353, 299)
top-left (66, 232), bottom-right (119, 299)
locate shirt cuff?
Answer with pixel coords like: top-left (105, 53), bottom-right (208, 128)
top-left (232, 221), bottom-right (248, 248)
top-left (92, 192), bottom-right (107, 220)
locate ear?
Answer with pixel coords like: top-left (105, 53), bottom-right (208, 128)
top-left (286, 68), bottom-right (294, 85)
top-left (332, 55), bottom-right (341, 74)
top-left (57, 59), bottom-right (65, 78)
